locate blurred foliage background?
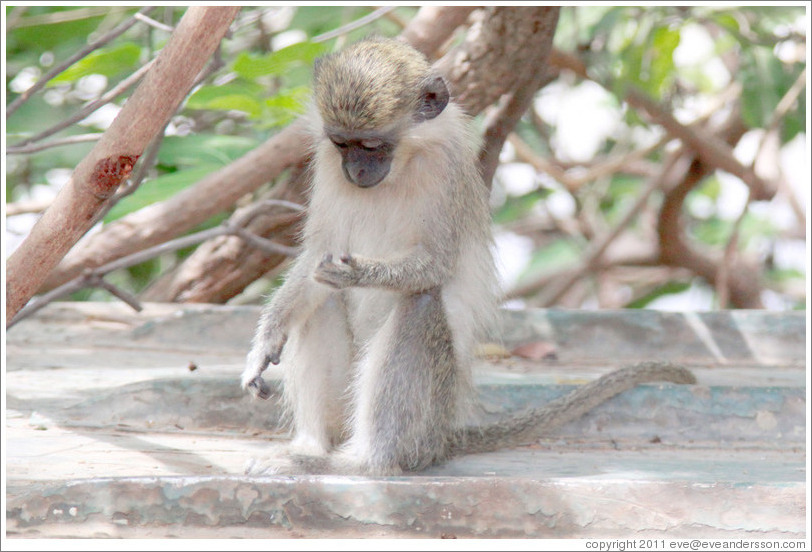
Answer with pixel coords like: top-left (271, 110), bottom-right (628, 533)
top-left (4, 6), bottom-right (808, 311)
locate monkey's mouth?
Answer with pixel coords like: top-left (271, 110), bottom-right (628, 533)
top-left (343, 164), bottom-right (389, 188)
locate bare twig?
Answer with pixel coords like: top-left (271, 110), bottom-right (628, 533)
top-left (140, 164), bottom-right (309, 302)
top-left (235, 199), bottom-right (306, 220)
top-left (510, 151), bottom-right (684, 303)
top-left (10, 6), bottom-right (131, 28)
top-left (229, 226), bottom-right (300, 257)
top-left (90, 273), bottom-right (144, 312)
top-left (134, 11), bottom-right (175, 33)
top-left (6, 133), bottom-right (102, 155)
top-left (508, 133), bottom-right (579, 191)
top-left (313, 7), bottom-right (398, 43)
top-left (549, 49), bottom-right (774, 201)
top-left (6, 198), bottom-right (54, 217)
top-left (4, 6), bottom-right (29, 30)
top-left (752, 67), bottom-right (807, 228)
top-left (6, 7), bottom-right (155, 118)
top-left (509, 133), bottom-right (672, 193)
top-left (10, 60), bottom-right (155, 149)
top-left (9, 225), bottom-right (224, 327)
top-left (8, 216), bottom-right (298, 328)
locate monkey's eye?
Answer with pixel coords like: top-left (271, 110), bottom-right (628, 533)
top-left (360, 139), bottom-right (384, 151)
top-left (330, 137), bottom-right (349, 149)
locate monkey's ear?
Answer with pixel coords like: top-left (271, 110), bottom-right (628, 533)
top-left (416, 75), bottom-right (449, 121)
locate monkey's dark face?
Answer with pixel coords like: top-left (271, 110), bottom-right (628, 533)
top-left (328, 131), bottom-right (395, 188)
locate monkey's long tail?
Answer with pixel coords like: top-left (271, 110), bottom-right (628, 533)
top-left (454, 361), bottom-right (696, 455)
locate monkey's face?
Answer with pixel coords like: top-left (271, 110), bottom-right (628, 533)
top-left (327, 131), bottom-right (396, 188)
top-left (312, 38), bottom-right (451, 189)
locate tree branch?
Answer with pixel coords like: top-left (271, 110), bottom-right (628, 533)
top-left (6, 133), bottom-right (102, 155)
top-left (549, 49), bottom-right (775, 201)
top-left (6, 7), bottom-right (156, 118)
top-left (6, 6), bottom-right (241, 326)
top-left (8, 212), bottom-right (299, 328)
top-left (508, 150), bottom-right (683, 304)
top-left (655, 114), bottom-right (763, 309)
top-left (35, 7), bottom-right (480, 294)
top-left (312, 7), bottom-right (399, 44)
top-left (140, 165), bottom-right (309, 303)
top-left (34, 7), bottom-right (564, 304)
top-left (476, 9), bottom-right (560, 189)
top-left (399, 6), bottom-right (477, 58)
top-left (10, 60), bottom-right (155, 150)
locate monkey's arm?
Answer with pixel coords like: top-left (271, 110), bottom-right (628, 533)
top-left (313, 245), bottom-right (454, 293)
top-left (242, 253), bottom-right (332, 396)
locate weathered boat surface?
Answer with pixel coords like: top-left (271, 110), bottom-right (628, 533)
top-left (5, 302), bottom-right (807, 538)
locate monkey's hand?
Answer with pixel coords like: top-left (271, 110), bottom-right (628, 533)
top-left (314, 253), bottom-right (362, 289)
top-left (241, 324), bottom-right (287, 400)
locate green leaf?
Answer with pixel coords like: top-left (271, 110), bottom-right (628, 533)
top-left (493, 190), bottom-right (546, 225)
top-left (766, 267), bottom-right (804, 285)
top-left (740, 47), bottom-right (796, 129)
top-left (782, 93), bottom-right (804, 143)
top-left (709, 12), bottom-right (740, 35)
top-left (695, 174), bottom-right (722, 201)
top-left (600, 174), bottom-right (644, 222)
top-left (290, 7), bottom-right (354, 36)
top-left (51, 42), bottom-right (141, 84)
top-left (588, 6), bottom-right (624, 41)
top-left (126, 258), bottom-right (162, 291)
top-left (103, 165), bottom-right (220, 222)
top-left (691, 217), bottom-right (731, 246)
top-left (186, 81), bottom-right (265, 109)
top-left (262, 85), bottom-right (310, 126)
top-left (233, 41), bottom-right (325, 79)
top-left (156, 135), bottom-right (258, 168)
top-left (206, 94), bottom-right (264, 118)
top-left (649, 26), bottom-right (680, 98)
top-left (516, 239), bottom-right (583, 285)
top-left (7, 7), bottom-right (120, 51)
top-left (627, 281), bottom-right (692, 308)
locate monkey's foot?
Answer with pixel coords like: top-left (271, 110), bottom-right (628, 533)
top-left (244, 453), bottom-right (332, 476)
top-left (244, 456), bottom-right (299, 476)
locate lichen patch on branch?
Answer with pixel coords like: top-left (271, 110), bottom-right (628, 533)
top-left (90, 155), bottom-right (140, 199)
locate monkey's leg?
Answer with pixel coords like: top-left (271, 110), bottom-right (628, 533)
top-left (246, 294), bottom-right (353, 476)
top-left (340, 287), bottom-right (458, 475)
top-left (283, 293), bottom-right (353, 455)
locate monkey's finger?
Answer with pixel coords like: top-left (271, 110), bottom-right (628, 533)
top-left (247, 376), bottom-right (272, 400)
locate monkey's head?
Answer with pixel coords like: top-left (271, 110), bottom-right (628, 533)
top-left (313, 38), bottom-right (450, 188)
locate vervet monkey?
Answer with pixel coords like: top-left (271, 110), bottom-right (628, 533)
top-left (242, 38), bottom-right (695, 476)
